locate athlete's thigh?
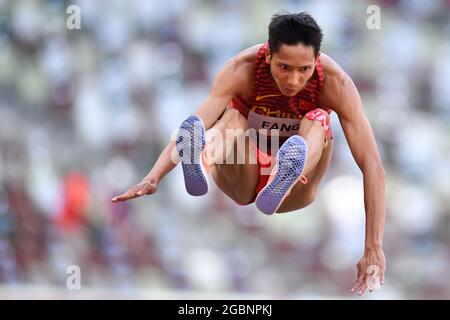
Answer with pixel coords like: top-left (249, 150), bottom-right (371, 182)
top-left (277, 139), bottom-right (334, 213)
top-left (205, 108), bottom-right (261, 204)
top-left (210, 135), bottom-right (260, 205)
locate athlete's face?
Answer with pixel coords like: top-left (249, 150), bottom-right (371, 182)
top-left (266, 43), bottom-right (317, 97)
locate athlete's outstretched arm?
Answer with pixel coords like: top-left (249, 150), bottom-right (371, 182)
top-left (322, 65), bottom-right (386, 295)
top-left (112, 57), bottom-right (247, 202)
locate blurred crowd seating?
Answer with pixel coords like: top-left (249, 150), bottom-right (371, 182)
top-left (0, 0), bottom-right (449, 299)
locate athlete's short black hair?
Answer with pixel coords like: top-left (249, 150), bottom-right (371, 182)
top-left (268, 12), bottom-right (323, 57)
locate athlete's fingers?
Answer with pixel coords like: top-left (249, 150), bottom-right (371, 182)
top-left (380, 269), bottom-right (385, 286)
top-left (112, 182), bottom-right (147, 202)
top-left (352, 278), bottom-right (365, 293)
top-left (351, 268), bottom-right (364, 292)
top-left (113, 179), bottom-right (159, 201)
top-left (367, 273), bottom-right (379, 292)
top-left (112, 190), bottom-right (140, 202)
top-left (357, 280), bottom-right (367, 296)
top-left (352, 277), bottom-right (365, 295)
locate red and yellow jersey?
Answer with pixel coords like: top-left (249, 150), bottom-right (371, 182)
top-left (230, 42), bottom-right (331, 139)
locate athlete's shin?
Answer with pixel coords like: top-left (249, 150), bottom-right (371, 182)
top-left (298, 113), bottom-right (328, 177)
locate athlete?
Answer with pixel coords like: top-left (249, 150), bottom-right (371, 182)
top-left (112, 12), bottom-right (386, 296)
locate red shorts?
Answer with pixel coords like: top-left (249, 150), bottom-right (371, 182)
top-left (226, 107), bottom-right (333, 206)
top-left (240, 144), bottom-right (273, 206)
top-left (252, 146), bottom-right (274, 202)
top-left (204, 139), bottom-right (274, 206)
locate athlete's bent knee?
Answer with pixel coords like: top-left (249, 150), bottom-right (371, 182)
top-left (276, 189), bottom-right (317, 213)
top-left (302, 190), bottom-right (317, 208)
top-left (302, 108), bottom-right (332, 144)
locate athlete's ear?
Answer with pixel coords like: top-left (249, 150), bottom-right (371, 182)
top-left (315, 51), bottom-right (321, 63)
top-left (265, 47), bottom-right (271, 64)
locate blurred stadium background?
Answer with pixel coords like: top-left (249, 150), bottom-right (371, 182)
top-left (0, 0), bottom-right (449, 299)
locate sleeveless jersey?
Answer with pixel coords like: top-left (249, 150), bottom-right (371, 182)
top-left (230, 43), bottom-right (330, 143)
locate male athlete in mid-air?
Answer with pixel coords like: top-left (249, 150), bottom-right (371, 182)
top-left (112, 12), bottom-right (386, 296)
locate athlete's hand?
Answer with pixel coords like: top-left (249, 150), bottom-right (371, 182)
top-left (351, 247), bottom-right (386, 296)
top-left (111, 176), bottom-right (159, 203)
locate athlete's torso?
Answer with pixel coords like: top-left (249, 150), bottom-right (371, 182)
top-left (230, 43), bottom-right (330, 140)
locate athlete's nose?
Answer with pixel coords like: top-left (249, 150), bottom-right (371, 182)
top-left (286, 72), bottom-right (301, 89)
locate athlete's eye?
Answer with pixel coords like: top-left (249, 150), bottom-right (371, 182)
top-left (301, 67), bottom-right (309, 72)
top-left (280, 65), bottom-right (289, 70)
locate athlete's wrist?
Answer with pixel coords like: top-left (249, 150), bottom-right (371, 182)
top-left (144, 172), bottom-right (160, 184)
top-left (365, 229), bottom-right (384, 251)
top-left (364, 242), bottom-right (382, 251)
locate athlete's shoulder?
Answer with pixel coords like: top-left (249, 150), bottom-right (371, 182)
top-left (319, 53), bottom-right (357, 110)
top-left (218, 44), bottom-right (262, 96)
top-left (235, 43), bottom-right (262, 63)
top-left (319, 53), bottom-right (346, 79)
top-left (228, 43), bottom-right (261, 76)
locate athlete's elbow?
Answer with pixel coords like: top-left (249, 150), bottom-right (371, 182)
top-left (374, 165), bottom-right (386, 183)
top-left (361, 161), bottom-right (385, 180)
top-left (377, 164), bottom-right (386, 178)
